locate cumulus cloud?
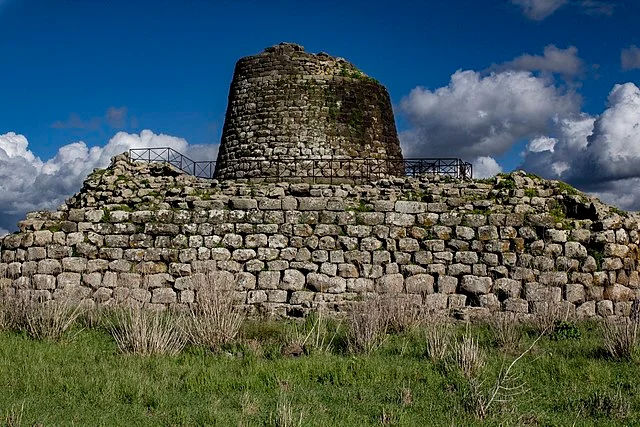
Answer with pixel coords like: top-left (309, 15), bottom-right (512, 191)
top-left (520, 83), bottom-right (640, 208)
top-left (496, 45), bottom-right (584, 79)
top-left (473, 156), bottom-right (503, 178)
top-left (0, 130), bottom-right (219, 232)
top-left (0, 228), bottom-right (8, 238)
top-left (511, 0), bottom-right (568, 20)
top-left (621, 45), bottom-right (640, 71)
top-left (399, 69), bottom-right (579, 159)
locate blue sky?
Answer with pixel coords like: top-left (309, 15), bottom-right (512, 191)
top-left (1, 0), bottom-right (640, 233)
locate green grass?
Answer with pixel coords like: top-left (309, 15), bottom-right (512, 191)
top-left (0, 321), bottom-right (639, 425)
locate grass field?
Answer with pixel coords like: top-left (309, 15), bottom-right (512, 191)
top-left (0, 303), bottom-right (639, 426)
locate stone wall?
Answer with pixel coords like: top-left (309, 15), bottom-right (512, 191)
top-left (214, 42), bottom-right (404, 181)
top-left (2, 154), bottom-right (640, 320)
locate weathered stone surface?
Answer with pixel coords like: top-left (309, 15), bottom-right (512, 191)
top-left (460, 275), bottom-right (492, 295)
top-left (405, 274), bottom-right (434, 294)
top-left (281, 269), bottom-right (305, 291)
top-left (375, 273), bottom-right (404, 293)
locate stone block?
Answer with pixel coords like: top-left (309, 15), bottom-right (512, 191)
top-left (247, 290), bottom-right (268, 304)
top-left (405, 274), bottom-right (434, 294)
top-left (503, 297), bottom-right (528, 313)
top-left (394, 201), bottom-right (426, 214)
top-left (565, 283), bottom-right (585, 304)
top-left (151, 288), bottom-right (176, 304)
top-left (424, 293), bottom-right (448, 311)
top-left (375, 273), bottom-right (404, 293)
top-left (448, 294), bottom-right (466, 309)
top-left (33, 274), bottom-right (56, 290)
top-left (460, 275), bottom-right (492, 295)
top-left (280, 269), bottom-right (305, 291)
top-left (576, 301), bottom-right (596, 319)
top-left (596, 300), bottom-right (614, 317)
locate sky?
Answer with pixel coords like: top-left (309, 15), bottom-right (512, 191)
top-left (1, 0), bottom-right (640, 235)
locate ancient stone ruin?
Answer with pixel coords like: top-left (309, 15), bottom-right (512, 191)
top-left (214, 42), bottom-right (405, 181)
top-left (1, 44), bottom-right (640, 321)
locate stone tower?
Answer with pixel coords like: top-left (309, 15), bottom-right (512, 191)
top-left (214, 42), bottom-right (404, 181)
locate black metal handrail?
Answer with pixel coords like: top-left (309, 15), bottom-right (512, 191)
top-left (129, 148), bottom-right (473, 181)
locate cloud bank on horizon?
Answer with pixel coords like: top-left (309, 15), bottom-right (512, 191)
top-left (0, 130), bottom-right (219, 235)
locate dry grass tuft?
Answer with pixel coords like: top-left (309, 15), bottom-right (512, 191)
top-left (382, 297), bottom-right (430, 334)
top-left (602, 317), bottom-right (638, 360)
top-left (531, 301), bottom-right (568, 335)
top-left (18, 299), bottom-right (84, 341)
top-left (452, 324), bottom-right (485, 379)
top-left (347, 297), bottom-right (388, 354)
top-left (489, 312), bottom-right (522, 352)
top-left (109, 307), bottom-right (186, 356)
top-left (185, 273), bottom-right (243, 352)
top-left (424, 315), bottom-right (454, 363)
top-left (273, 395), bottom-right (303, 427)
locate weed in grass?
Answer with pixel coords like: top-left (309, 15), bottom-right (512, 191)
top-left (489, 312), bottom-right (522, 352)
top-left (186, 273), bottom-right (243, 352)
top-left (273, 394), bottom-right (303, 427)
top-left (452, 325), bottom-right (485, 379)
top-left (288, 310), bottom-right (341, 355)
top-left (579, 388), bottom-right (631, 420)
top-left (551, 320), bottom-right (581, 340)
top-left (347, 297), bottom-right (388, 354)
top-left (601, 317), bottom-right (638, 360)
top-left (424, 316), bottom-right (454, 363)
top-left (0, 402), bottom-right (25, 427)
top-left (109, 307), bottom-right (186, 356)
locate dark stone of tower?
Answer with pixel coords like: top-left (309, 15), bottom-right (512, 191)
top-left (214, 42), bottom-right (404, 181)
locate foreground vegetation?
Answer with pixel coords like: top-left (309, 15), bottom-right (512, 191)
top-left (0, 294), bottom-right (639, 425)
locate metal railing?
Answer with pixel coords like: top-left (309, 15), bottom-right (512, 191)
top-left (129, 147), bottom-right (473, 181)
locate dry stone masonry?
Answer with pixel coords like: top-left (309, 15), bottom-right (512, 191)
top-left (214, 42), bottom-right (404, 181)
top-left (2, 153), bottom-right (640, 320)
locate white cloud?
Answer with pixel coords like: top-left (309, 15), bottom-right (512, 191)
top-left (473, 156), bottom-right (503, 178)
top-left (512, 0), bottom-right (568, 20)
top-left (621, 45), bottom-right (640, 71)
top-left (0, 227), bottom-right (9, 238)
top-left (399, 69), bottom-right (579, 160)
top-left (578, 83), bottom-right (640, 182)
top-left (512, 0), bottom-right (614, 19)
top-left (496, 45), bottom-right (584, 78)
top-left (0, 130), bottom-right (219, 233)
top-left (520, 83), bottom-right (640, 209)
top-left (528, 136), bottom-right (558, 153)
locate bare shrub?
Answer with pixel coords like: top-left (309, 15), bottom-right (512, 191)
top-left (382, 297), bottom-right (429, 334)
top-left (531, 301), bottom-right (568, 335)
top-left (489, 312), bottom-right (522, 352)
top-left (109, 307), bottom-right (186, 356)
top-left (452, 325), bottom-right (485, 379)
top-left (467, 333), bottom-right (544, 419)
top-left (17, 300), bottom-right (84, 341)
top-left (185, 273), bottom-right (243, 352)
top-left (602, 317), bottom-right (638, 360)
top-left (347, 297), bottom-right (388, 354)
top-left (424, 316), bottom-right (454, 363)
